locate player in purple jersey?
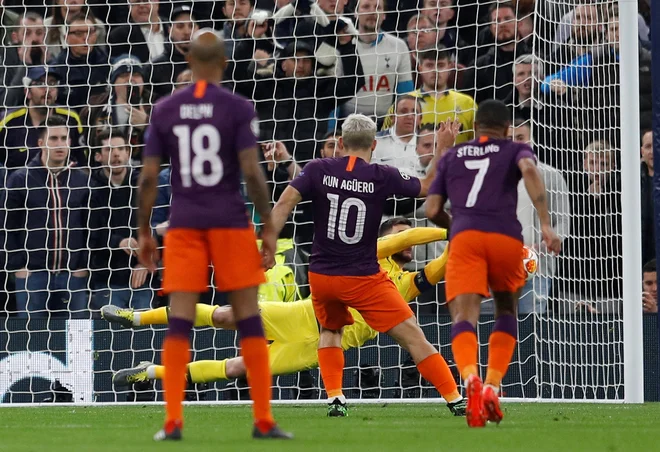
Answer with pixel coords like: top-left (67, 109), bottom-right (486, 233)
top-left (263, 114), bottom-right (463, 417)
top-left (137, 29), bottom-right (292, 441)
top-left (425, 99), bottom-right (561, 427)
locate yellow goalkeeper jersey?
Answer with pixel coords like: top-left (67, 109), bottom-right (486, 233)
top-left (258, 239), bottom-right (299, 303)
top-left (381, 89), bottom-right (477, 144)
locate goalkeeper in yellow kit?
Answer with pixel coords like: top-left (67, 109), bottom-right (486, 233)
top-left (106, 218), bottom-right (465, 415)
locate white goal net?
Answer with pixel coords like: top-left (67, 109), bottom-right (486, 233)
top-left (0, 0), bottom-right (644, 404)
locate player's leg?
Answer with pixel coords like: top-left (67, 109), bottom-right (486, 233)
top-left (481, 234), bottom-right (526, 424)
top-left (209, 228), bottom-right (291, 439)
top-left (308, 271), bottom-right (353, 417)
top-left (154, 229), bottom-right (209, 441)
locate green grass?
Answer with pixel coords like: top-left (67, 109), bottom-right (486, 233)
top-left (1, 403), bottom-right (657, 452)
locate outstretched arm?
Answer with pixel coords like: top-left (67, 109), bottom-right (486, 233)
top-left (376, 227), bottom-right (447, 260)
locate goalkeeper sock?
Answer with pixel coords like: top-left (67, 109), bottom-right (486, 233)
top-left (188, 360), bottom-right (228, 383)
top-left (237, 315), bottom-right (275, 432)
top-left (416, 353), bottom-right (461, 403)
top-left (162, 317), bottom-right (192, 424)
top-left (194, 303), bottom-right (218, 327)
top-left (484, 314), bottom-right (517, 390)
top-left (451, 321), bottom-right (479, 380)
top-left (318, 347), bottom-right (344, 399)
top-left (139, 307), bottom-right (169, 326)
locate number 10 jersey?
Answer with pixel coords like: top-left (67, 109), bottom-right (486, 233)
top-left (144, 81), bottom-right (259, 230)
top-left (289, 155), bottom-right (421, 276)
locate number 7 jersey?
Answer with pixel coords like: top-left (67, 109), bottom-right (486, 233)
top-left (289, 155), bottom-right (422, 276)
top-left (429, 137), bottom-right (536, 241)
top-left (143, 81), bottom-right (258, 229)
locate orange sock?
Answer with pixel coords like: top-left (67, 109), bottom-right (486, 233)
top-left (451, 321), bottom-right (479, 380)
top-left (318, 347), bottom-right (344, 399)
top-left (416, 353), bottom-right (461, 402)
top-left (162, 336), bottom-right (190, 424)
top-left (484, 332), bottom-right (517, 389)
top-left (241, 336), bottom-right (275, 431)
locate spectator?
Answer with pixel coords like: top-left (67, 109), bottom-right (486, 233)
top-left (382, 46), bottom-right (476, 145)
top-left (342, 0), bottom-right (413, 124)
top-left (640, 130), bottom-right (654, 266)
top-left (0, 13), bottom-right (47, 108)
top-left (555, 139), bottom-right (622, 312)
top-left (460, 1), bottom-right (530, 104)
top-left (52, 13), bottom-right (110, 112)
top-left (550, 3), bottom-right (602, 69)
top-left (420, 0), bottom-right (471, 65)
top-left (263, 141), bottom-right (303, 182)
top-left (642, 259), bottom-right (657, 314)
top-left (414, 123), bottom-right (436, 173)
top-left (0, 66), bottom-right (86, 171)
top-left (373, 95), bottom-right (422, 175)
top-left (0, 1), bottom-right (18, 47)
top-left (81, 56), bottom-right (150, 158)
top-left (511, 119), bottom-right (570, 315)
top-left (107, 0), bottom-right (167, 63)
top-left (5, 115), bottom-right (90, 319)
top-left (221, 0), bottom-right (254, 61)
top-left (174, 68), bottom-right (193, 91)
top-left (319, 130), bottom-right (344, 158)
top-left (147, 5), bottom-right (197, 102)
top-left (89, 129), bottom-right (152, 311)
top-left (44, 0), bottom-right (107, 60)
top-left (506, 54), bottom-right (541, 121)
top-left (406, 14), bottom-right (438, 71)
top-left (234, 31), bottom-right (364, 164)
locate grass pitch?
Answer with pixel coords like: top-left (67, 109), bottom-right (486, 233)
top-left (1, 403), bottom-right (656, 452)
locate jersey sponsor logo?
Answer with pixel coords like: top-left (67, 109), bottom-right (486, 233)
top-left (361, 75), bottom-right (391, 93)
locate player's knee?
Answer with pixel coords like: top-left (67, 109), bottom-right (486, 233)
top-left (212, 306), bottom-right (235, 328)
top-left (225, 357), bottom-right (246, 379)
top-left (493, 292), bottom-right (517, 316)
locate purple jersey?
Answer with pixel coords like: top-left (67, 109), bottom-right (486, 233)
top-left (144, 82), bottom-right (258, 229)
top-left (290, 156), bottom-right (421, 276)
top-left (429, 137), bottom-right (536, 241)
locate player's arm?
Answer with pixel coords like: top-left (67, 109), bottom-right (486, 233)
top-left (269, 185), bottom-right (302, 237)
top-left (137, 155), bottom-right (161, 271)
top-left (519, 157), bottom-right (561, 254)
top-left (418, 120), bottom-right (461, 197)
top-left (376, 227), bottom-right (447, 260)
top-left (425, 194), bottom-right (451, 229)
top-left (239, 146), bottom-right (272, 221)
top-left (400, 246), bottom-right (450, 302)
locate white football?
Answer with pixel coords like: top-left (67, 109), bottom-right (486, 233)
top-left (522, 246), bottom-right (538, 281)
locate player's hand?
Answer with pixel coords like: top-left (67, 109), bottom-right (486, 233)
top-left (131, 265), bottom-right (149, 289)
top-left (541, 224), bottom-right (561, 255)
top-left (643, 292), bottom-right (658, 313)
top-left (119, 237), bottom-right (139, 256)
top-left (137, 232), bottom-right (159, 273)
top-left (435, 119), bottom-right (461, 154)
top-left (260, 222), bottom-right (278, 269)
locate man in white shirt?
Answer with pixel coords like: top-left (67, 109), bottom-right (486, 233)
top-left (372, 95), bottom-right (421, 175)
top-left (343, 0), bottom-right (414, 124)
top-left (512, 119), bottom-right (571, 314)
top-left (108, 0), bottom-right (167, 63)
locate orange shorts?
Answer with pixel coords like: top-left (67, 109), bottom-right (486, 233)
top-left (309, 270), bottom-right (414, 333)
top-left (445, 230), bottom-right (526, 302)
top-left (163, 228), bottom-right (265, 294)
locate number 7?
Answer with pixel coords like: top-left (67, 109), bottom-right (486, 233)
top-left (464, 158), bottom-right (490, 208)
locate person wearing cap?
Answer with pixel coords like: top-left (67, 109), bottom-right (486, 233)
top-left (0, 66), bottom-right (86, 171)
top-left (107, 0), bottom-right (167, 63)
top-left (147, 5), bottom-right (198, 102)
top-left (52, 12), bottom-right (110, 111)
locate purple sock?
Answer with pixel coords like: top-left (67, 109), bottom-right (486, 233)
top-left (168, 317), bottom-right (193, 339)
top-left (237, 315), bottom-right (265, 339)
top-left (492, 314), bottom-right (517, 339)
top-left (451, 320), bottom-right (476, 340)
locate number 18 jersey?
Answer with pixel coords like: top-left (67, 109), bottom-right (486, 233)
top-left (289, 156), bottom-right (421, 276)
top-left (144, 82), bottom-right (258, 229)
top-left (429, 137), bottom-right (536, 241)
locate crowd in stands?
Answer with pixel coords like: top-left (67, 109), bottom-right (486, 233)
top-left (0, 0), bottom-right (654, 318)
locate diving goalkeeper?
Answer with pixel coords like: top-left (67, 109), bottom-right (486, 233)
top-left (105, 219), bottom-right (465, 415)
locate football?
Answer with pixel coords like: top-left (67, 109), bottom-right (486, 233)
top-left (522, 246), bottom-right (538, 281)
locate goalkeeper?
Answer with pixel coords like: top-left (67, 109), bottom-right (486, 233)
top-left (106, 220), bottom-right (465, 415)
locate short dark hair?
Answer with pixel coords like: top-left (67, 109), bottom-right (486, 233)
top-left (378, 217), bottom-right (413, 237)
top-left (394, 94), bottom-right (421, 112)
top-left (417, 123), bottom-right (435, 134)
top-left (489, 1), bottom-right (516, 17)
top-left (38, 114), bottom-right (69, 139)
top-left (641, 129), bottom-right (652, 145)
top-left (66, 11), bottom-right (96, 29)
top-left (417, 44), bottom-right (451, 64)
top-left (475, 99), bottom-right (511, 130)
top-left (512, 117), bottom-right (530, 129)
top-left (643, 259), bottom-right (656, 274)
top-left (95, 127), bottom-right (128, 153)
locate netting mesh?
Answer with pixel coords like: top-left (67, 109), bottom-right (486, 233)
top-left (0, 0), bottom-right (643, 403)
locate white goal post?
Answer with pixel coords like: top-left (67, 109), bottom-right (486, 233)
top-left (0, 0), bottom-right (645, 404)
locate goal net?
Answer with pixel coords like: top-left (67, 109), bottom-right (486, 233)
top-left (0, 0), bottom-right (643, 404)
